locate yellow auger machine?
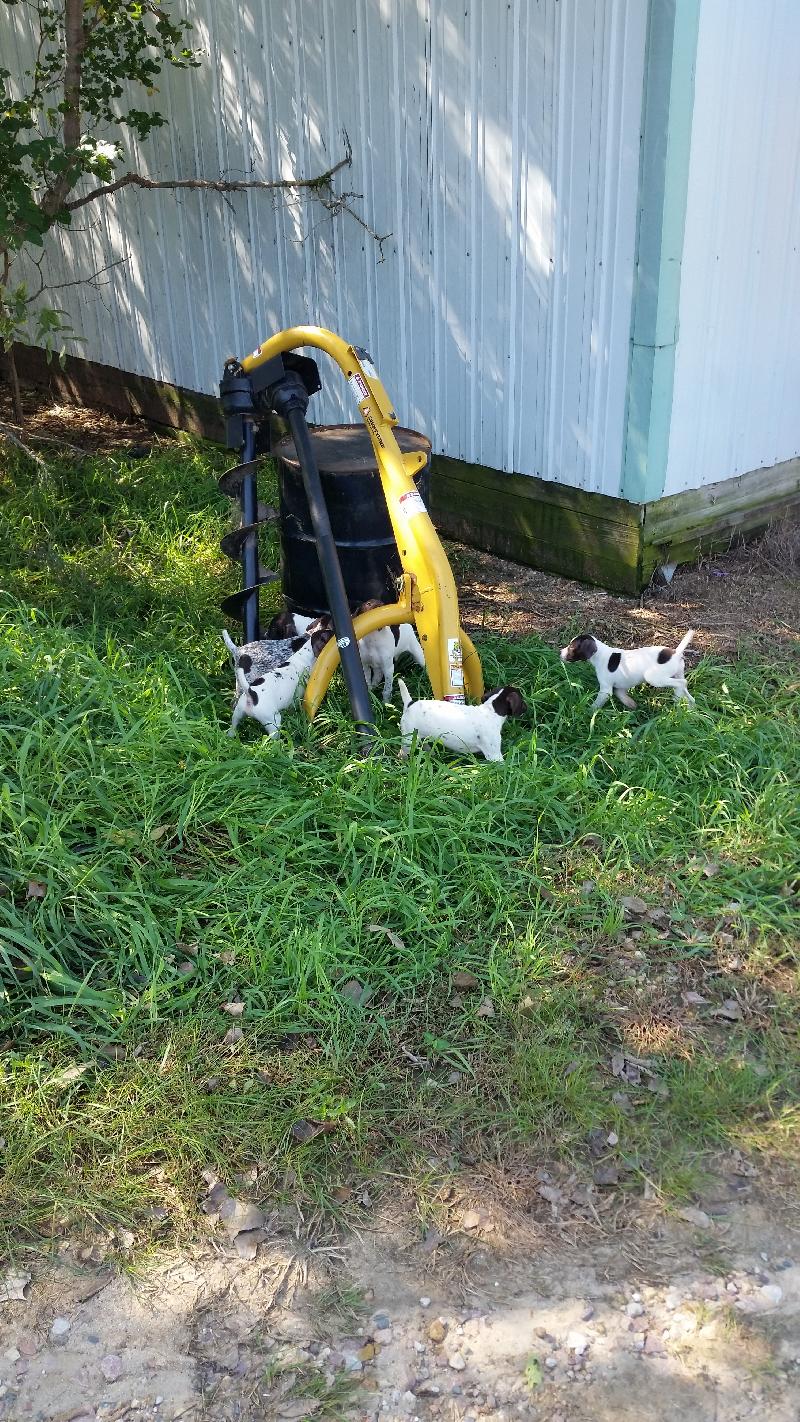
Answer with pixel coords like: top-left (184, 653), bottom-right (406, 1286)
top-left (219, 326), bottom-right (483, 742)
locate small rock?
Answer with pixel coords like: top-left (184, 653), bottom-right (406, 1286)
top-left (414, 1341), bottom-right (427, 1354)
top-left (3, 1349), bottom-right (20, 1363)
top-left (448, 1352), bottom-right (467, 1371)
top-left (100, 1353), bottom-right (124, 1382)
top-left (373, 1313), bottom-right (391, 1330)
top-left (677, 1206), bottom-right (713, 1229)
top-left (567, 1332), bottom-right (589, 1357)
top-left (626, 1301), bottom-right (646, 1318)
top-left (415, 1381), bottom-right (441, 1396)
top-left (760, 1284), bottom-right (783, 1308)
top-left (428, 1320), bottom-right (447, 1343)
top-left (374, 1328), bottom-right (393, 1345)
top-left (664, 1291), bottom-right (683, 1310)
top-left (545, 1357), bottom-right (558, 1370)
top-left (643, 1334), bottom-right (666, 1356)
top-left (419, 1296), bottom-right (432, 1308)
top-left (50, 1318), bottom-right (71, 1341)
top-left (726, 1281), bottom-right (739, 1294)
top-left (343, 1355), bottom-right (363, 1374)
top-left (581, 1304), bottom-right (595, 1322)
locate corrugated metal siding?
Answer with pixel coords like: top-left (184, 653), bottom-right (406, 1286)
top-left (664, 0), bottom-right (800, 496)
top-left (6, 0), bottom-right (646, 493)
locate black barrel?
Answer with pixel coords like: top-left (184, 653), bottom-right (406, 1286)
top-left (275, 424), bottom-right (431, 616)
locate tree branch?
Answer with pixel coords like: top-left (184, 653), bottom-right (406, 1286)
top-left (64, 147), bottom-right (354, 214)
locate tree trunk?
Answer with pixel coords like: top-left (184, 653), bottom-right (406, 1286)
top-left (4, 346), bottom-right (24, 425)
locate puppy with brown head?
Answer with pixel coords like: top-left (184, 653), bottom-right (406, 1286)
top-left (398, 681), bottom-right (526, 762)
top-left (560, 630), bottom-right (695, 709)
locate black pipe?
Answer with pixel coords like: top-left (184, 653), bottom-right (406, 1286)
top-left (240, 419), bottom-right (260, 643)
top-left (284, 405), bottom-right (375, 741)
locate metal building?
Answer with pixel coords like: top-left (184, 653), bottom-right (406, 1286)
top-left (7, 0), bottom-right (800, 589)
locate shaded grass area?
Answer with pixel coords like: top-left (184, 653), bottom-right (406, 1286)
top-left (1, 439), bottom-right (799, 1250)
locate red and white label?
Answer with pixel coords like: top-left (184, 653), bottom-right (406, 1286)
top-left (397, 490), bottom-right (427, 520)
top-left (348, 372), bottom-right (370, 404)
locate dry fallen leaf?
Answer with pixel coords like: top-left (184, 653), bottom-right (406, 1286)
top-left (221, 1001), bottom-right (244, 1016)
top-left (176, 941), bottom-right (199, 958)
top-left (712, 998), bottom-right (743, 1022)
top-left (217, 949), bottom-right (237, 966)
top-left (476, 997), bottom-right (495, 1018)
top-left (176, 960), bottom-right (196, 977)
top-left (620, 896), bottom-right (648, 918)
top-left (340, 978), bottom-right (371, 1006)
top-left (290, 1119), bottom-right (335, 1145)
top-left (26, 879), bottom-right (46, 899)
top-left (50, 1063), bottom-right (91, 1089)
top-left (222, 1026), bottom-right (243, 1047)
top-left (593, 1163), bottom-right (619, 1187)
top-left (367, 923), bottom-right (406, 951)
top-left (0, 1269), bottom-right (31, 1304)
top-left (460, 1207), bottom-right (492, 1231)
top-left (149, 824), bottom-right (169, 842)
top-left (451, 970), bottom-right (480, 991)
top-left (278, 1402), bottom-right (322, 1421)
top-left (331, 1185), bottom-right (352, 1203)
top-left (682, 990), bottom-right (709, 1006)
top-left (702, 861), bottom-right (721, 878)
top-left (610, 1051), bottom-right (626, 1077)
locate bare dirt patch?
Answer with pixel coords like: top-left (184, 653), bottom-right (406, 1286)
top-left (2, 1179), bottom-right (800, 1422)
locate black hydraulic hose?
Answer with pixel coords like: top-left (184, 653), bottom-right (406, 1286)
top-left (240, 418), bottom-right (260, 643)
top-left (285, 406), bottom-right (375, 741)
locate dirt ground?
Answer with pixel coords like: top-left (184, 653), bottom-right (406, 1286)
top-left (2, 1163), bottom-right (800, 1422)
top-left (2, 392), bottom-right (799, 1420)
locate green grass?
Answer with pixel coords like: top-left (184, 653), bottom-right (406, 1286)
top-left (1, 435), bottom-right (799, 1252)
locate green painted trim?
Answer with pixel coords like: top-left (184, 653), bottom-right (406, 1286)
top-left (621, 0), bottom-right (701, 504)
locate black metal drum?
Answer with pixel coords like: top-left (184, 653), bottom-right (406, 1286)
top-left (274, 424), bottom-right (431, 616)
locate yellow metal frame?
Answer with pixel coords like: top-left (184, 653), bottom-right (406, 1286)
top-left (241, 326), bottom-right (484, 714)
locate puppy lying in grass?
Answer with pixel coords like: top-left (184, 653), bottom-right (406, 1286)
top-left (398, 680), bottom-right (526, 761)
top-left (560, 630), bottom-right (695, 709)
top-left (226, 621), bottom-right (332, 737)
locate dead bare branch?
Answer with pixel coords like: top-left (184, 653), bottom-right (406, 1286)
top-left (64, 147), bottom-right (354, 214)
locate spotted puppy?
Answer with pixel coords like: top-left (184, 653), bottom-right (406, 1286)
top-left (354, 599), bottom-right (426, 703)
top-left (265, 610), bottom-right (315, 640)
top-left (560, 630), bottom-right (695, 709)
top-left (398, 680), bottom-right (526, 761)
top-left (227, 623), bottom-right (332, 737)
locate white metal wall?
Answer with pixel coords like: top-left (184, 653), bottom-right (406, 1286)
top-left (7, 1), bottom-right (647, 493)
top-left (664, 0), bottom-right (800, 496)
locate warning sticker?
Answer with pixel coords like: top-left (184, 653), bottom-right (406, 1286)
top-left (450, 668), bottom-right (464, 688)
top-left (447, 637), bottom-right (463, 667)
top-left (397, 490), bottom-right (427, 520)
top-left (348, 372), bottom-right (370, 404)
top-left (444, 693), bottom-right (466, 704)
top-left (360, 357), bottom-right (379, 380)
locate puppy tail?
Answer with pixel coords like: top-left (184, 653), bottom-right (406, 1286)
top-left (675, 629), bottom-right (695, 657)
top-left (397, 678), bottom-right (413, 711)
top-left (222, 628), bottom-right (239, 659)
top-left (235, 664), bottom-right (252, 698)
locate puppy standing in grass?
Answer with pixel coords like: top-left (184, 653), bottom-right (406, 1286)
top-left (353, 599), bottom-right (426, 703)
top-left (226, 622), bottom-right (332, 737)
top-left (560, 630), bottom-right (695, 709)
top-left (398, 681), bottom-right (526, 761)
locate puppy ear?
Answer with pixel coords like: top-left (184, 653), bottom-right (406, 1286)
top-left (290, 636), bottom-right (308, 653)
top-left (563, 635), bottom-right (597, 662)
top-left (266, 611), bottom-right (295, 639)
top-left (310, 628), bottom-right (333, 657)
top-left (238, 652), bottom-right (253, 673)
top-left (490, 687), bottom-right (527, 717)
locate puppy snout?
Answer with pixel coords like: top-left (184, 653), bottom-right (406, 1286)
top-left (560, 647), bottom-right (569, 662)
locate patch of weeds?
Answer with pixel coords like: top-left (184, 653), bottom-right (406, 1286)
top-left (1, 440), bottom-right (799, 1243)
top-left (313, 1281), bottom-right (369, 1333)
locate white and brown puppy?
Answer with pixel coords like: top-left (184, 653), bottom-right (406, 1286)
top-left (354, 599), bottom-right (426, 703)
top-left (398, 680), bottom-right (526, 761)
top-left (227, 624), bottom-right (332, 737)
top-left (560, 630), bottom-right (695, 709)
top-left (265, 610), bottom-right (315, 640)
